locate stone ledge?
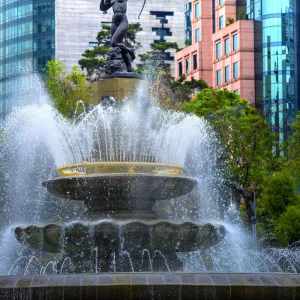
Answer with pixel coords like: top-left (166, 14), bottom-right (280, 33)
top-left (0, 273), bottom-right (300, 299)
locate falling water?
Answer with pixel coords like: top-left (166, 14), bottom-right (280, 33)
top-left (0, 71), bottom-right (300, 274)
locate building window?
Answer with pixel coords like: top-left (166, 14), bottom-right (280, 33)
top-left (233, 34), bottom-right (238, 50)
top-left (219, 15), bottom-right (224, 30)
top-left (195, 29), bottom-right (200, 42)
top-left (186, 58), bottom-right (190, 73)
top-left (233, 62), bottom-right (239, 78)
top-left (234, 89), bottom-right (239, 95)
top-left (179, 61), bottom-right (183, 76)
top-left (225, 66), bottom-right (230, 83)
top-left (217, 69), bottom-right (222, 86)
top-left (195, 2), bottom-right (200, 19)
top-left (193, 54), bottom-right (198, 70)
top-left (219, 0), bottom-right (224, 5)
top-left (216, 42), bottom-right (221, 59)
top-left (224, 38), bottom-right (230, 55)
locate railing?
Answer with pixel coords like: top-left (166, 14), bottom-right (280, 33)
top-left (57, 162), bottom-right (183, 177)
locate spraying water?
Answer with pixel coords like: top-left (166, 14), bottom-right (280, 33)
top-left (1, 72), bottom-right (300, 275)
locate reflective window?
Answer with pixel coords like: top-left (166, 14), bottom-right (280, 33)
top-left (219, 15), bottom-right (224, 30)
top-left (0, 0), bottom-right (55, 117)
top-left (193, 54), bottom-right (198, 70)
top-left (224, 38), bottom-right (230, 55)
top-left (195, 2), bottom-right (200, 19)
top-left (233, 62), bottom-right (239, 78)
top-left (246, 0), bottom-right (297, 139)
top-left (233, 34), bottom-right (238, 50)
top-left (195, 29), bottom-right (200, 42)
top-left (186, 57), bottom-right (190, 73)
top-left (225, 66), bottom-right (230, 83)
top-left (216, 42), bottom-right (221, 59)
top-left (217, 69), bottom-right (222, 86)
top-left (179, 61), bottom-right (183, 76)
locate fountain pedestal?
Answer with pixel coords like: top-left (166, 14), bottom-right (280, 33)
top-left (93, 78), bottom-right (141, 103)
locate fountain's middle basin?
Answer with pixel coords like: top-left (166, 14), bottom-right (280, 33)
top-left (42, 175), bottom-right (198, 218)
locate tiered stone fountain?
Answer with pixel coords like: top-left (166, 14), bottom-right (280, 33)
top-left (14, 161), bottom-right (225, 273)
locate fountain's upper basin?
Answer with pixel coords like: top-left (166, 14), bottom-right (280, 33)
top-left (42, 175), bottom-right (197, 218)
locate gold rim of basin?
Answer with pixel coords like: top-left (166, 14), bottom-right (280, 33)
top-left (57, 162), bottom-right (183, 177)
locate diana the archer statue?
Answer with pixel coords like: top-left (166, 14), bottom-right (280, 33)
top-left (100, 0), bottom-right (135, 72)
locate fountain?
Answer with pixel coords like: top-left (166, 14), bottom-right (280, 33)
top-left (14, 160), bottom-right (225, 273)
top-left (0, 3), bottom-right (300, 300)
top-left (0, 77), bottom-right (299, 300)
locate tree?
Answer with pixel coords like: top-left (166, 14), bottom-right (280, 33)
top-left (44, 59), bottom-right (94, 118)
top-left (137, 41), bottom-right (180, 73)
top-left (182, 88), bottom-right (275, 191)
top-left (259, 171), bottom-right (298, 218)
top-left (276, 205), bottom-right (300, 244)
top-left (152, 74), bottom-right (209, 108)
top-left (254, 171), bottom-right (300, 245)
top-left (285, 112), bottom-right (300, 177)
top-left (79, 23), bottom-right (142, 75)
top-left (78, 24), bottom-right (111, 75)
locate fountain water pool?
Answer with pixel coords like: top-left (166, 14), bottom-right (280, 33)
top-left (1, 73), bottom-right (300, 299)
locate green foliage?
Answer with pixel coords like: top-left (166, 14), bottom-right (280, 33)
top-left (276, 205), bottom-right (300, 244)
top-left (150, 42), bottom-right (179, 53)
top-left (185, 39), bottom-right (192, 47)
top-left (79, 23), bottom-right (143, 74)
top-left (79, 24), bottom-right (111, 73)
top-left (151, 74), bottom-right (209, 109)
top-left (285, 112), bottom-right (300, 177)
top-left (254, 171), bottom-right (300, 245)
top-left (259, 172), bottom-right (298, 217)
top-left (226, 17), bottom-right (235, 26)
top-left (183, 88), bottom-right (275, 190)
top-left (137, 41), bottom-right (180, 74)
top-left (96, 24), bottom-right (111, 46)
top-left (125, 23), bottom-right (143, 45)
top-left (238, 8), bottom-right (245, 20)
top-left (44, 59), bottom-right (94, 118)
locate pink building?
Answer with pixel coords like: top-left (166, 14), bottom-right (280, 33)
top-left (175, 0), bottom-right (256, 106)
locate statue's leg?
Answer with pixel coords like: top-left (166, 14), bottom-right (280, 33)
top-left (111, 21), bottom-right (127, 47)
top-left (111, 20), bottom-right (135, 60)
top-left (122, 52), bottom-right (132, 72)
top-left (117, 43), bottom-right (135, 60)
top-left (110, 23), bottom-right (118, 42)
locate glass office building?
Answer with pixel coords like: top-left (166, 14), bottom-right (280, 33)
top-left (247, 0), bottom-right (300, 140)
top-left (0, 0), bottom-right (55, 118)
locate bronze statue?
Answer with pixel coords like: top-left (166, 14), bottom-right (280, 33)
top-left (100, 0), bottom-right (135, 72)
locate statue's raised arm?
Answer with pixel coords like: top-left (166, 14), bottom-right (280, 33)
top-left (100, 0), bottom-right (113, 11)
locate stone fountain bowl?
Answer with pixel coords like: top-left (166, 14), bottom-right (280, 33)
top-left (14, 220), bottom-right (225, 254)
top-left (42, 175), bottom-right (198, 218)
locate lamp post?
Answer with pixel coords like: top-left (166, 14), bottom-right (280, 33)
top-left (251, 192), bottom-right (257, 251)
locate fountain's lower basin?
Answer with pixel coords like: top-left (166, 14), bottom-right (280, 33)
top-left (14, 220), bottom-right (225, 254)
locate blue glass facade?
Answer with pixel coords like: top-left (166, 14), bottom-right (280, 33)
top-left (0, 0), bottom-right (55, 118)
top-left (247, 0), bottom-right (299, 140)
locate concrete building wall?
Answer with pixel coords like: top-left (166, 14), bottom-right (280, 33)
top-left (175, 0), bottom-right (256, 105)
top-left (212, 20), bottom-right (256, 105)
top-left (175, 0), bottom-right (214, 86)
top-left (55, 0), bottom-right (189, 74)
